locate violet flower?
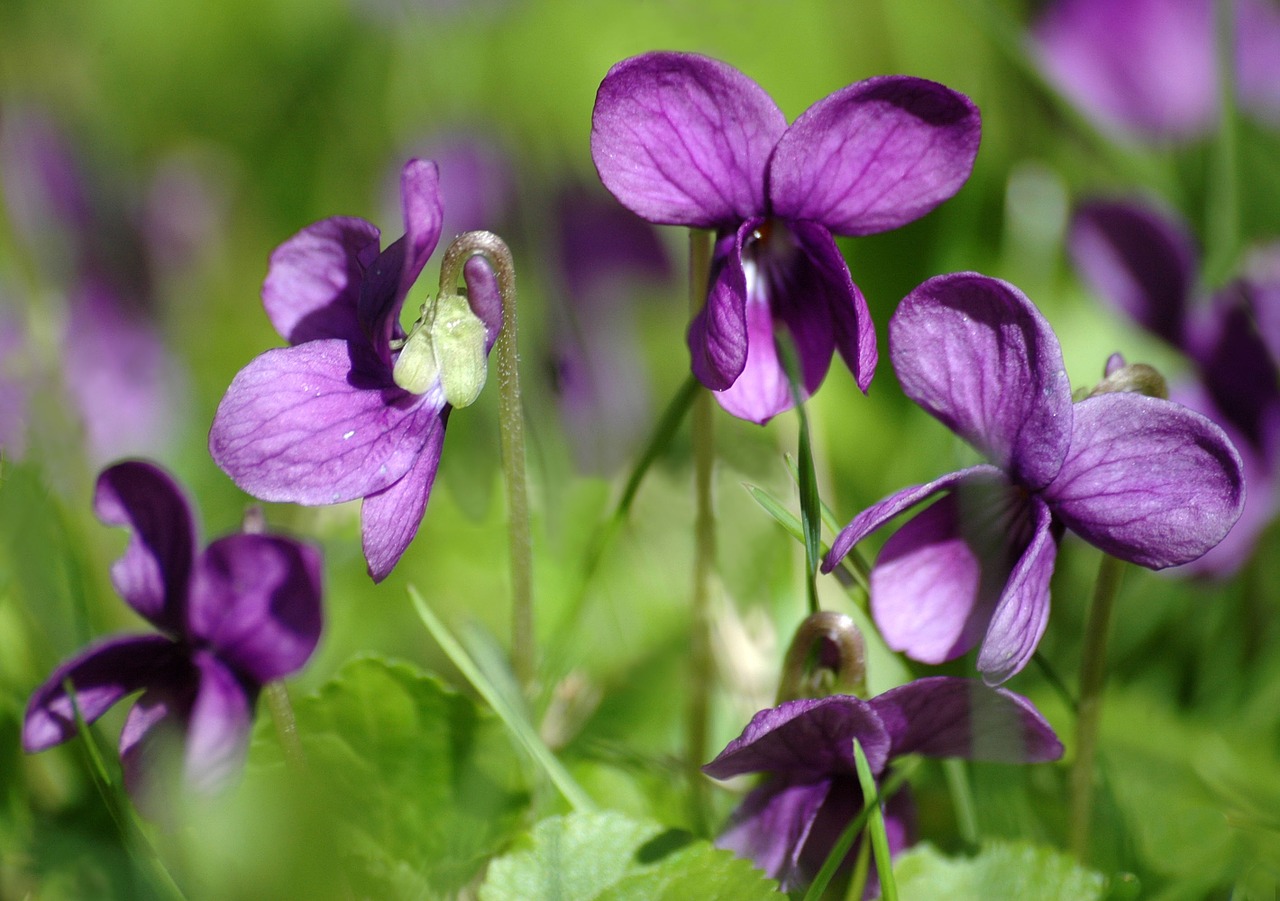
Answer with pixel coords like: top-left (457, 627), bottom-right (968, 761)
top-left (1070, 199), bottom-right (1280, 575)
top-left (703, 677), bottom-right (1062, 892)
top-left (590, 51), bottom-right (981, 424)
top-left (208, 159), bottom-right (502, 581)
top-left (23, 460), bottom-right (323, 798)
top-left (822, 273), bottom-right (1245, 684)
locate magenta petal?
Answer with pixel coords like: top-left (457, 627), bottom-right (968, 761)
top-left (1042, 393), bottom-right (1246, 568)
top-left (891, 274), bottom-right (1073, 489)
top-left (870, 677), bottom-right (1063, 762)
top-left (263, 216), bottom-right (381, 345)
top-left (703, 696), bottom-right (890, 781)
top-left (183, 652), bottom-right (255, 793)
top-left (688, 226), bottom-right (750, 391)
top-left (716, 778), bottom-right (833, 891)
top-left (187, 534), bottom-right (324, 683)
top-left (360, 412), bottom-right (447, 581)
top-left (395, 159), bottom-right (445, 315)
top-left (23, 635), bottom-right (181, 752)
top-left (462, 253), bottom-right (504, 350)
top-left (770, 76), bottom-right (980, 236)
top-left (590, 52), bottom-right (785, 228)
top-left (790, 221), bottom-right (877, 391)
top-left (95, 461), bottom-right (197, 633)
top-left (209, 340), bottom-right (437, 505)
top-left (976, 497), bottom-right (1057, 684)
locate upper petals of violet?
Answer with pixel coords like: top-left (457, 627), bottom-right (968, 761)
top-left (770, 76), bottom-right (981, 236)
top-left (1041, 392), bottom-right (1246, 569)
top-left (891, 274), bottom-right (1073, 490)
top-left (590, 51), bottom-right (787, 228)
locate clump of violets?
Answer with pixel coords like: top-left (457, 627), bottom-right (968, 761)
top-left (209, 159), bottom-right (502, 581)
top-left (822, 273), bottom-right (1245, 684)
top-left (590, 51), bottom-right (981, 423)
top-left (23, 460), bottom-right (323, 799)
top-left (703, 677), bottom-right (1062, 892)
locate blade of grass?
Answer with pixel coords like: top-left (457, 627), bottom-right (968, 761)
top-left (854, 739), bottom-right (898, 901)
top-left (783, 455), bottom-right (873, 593)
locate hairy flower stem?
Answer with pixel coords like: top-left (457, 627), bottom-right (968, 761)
top-left (265, 682), bottom-right (306, 770)
top-left (439, 232), bottom-right (534, 687)
top-left (1206, 0), bottom-right (1240, 283)
top-left (1070, 553), bottom-right (1125, 860)
top-left (687, 228), bottom-right (716, 834)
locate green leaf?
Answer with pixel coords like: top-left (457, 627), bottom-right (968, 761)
top-left (892, 841), bottom-right (1107, 901)
top-left (479, 811), bottom-right (778, 901)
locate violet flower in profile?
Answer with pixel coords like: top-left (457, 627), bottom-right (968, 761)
top-left (822, 273), bottom-right (1245, 684)
top-left (704, 677), bottom-right (1062, 892)
top-left (209, 159), bottom-right (502, 581)
top-left (1070, 199), bottom-right (1280, 575)
top-left (23, 461), bottom-right (323, 799)
top-left (590, 51), bottom-right (981, 423)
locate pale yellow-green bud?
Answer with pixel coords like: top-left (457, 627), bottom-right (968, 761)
top-left (391, 295), bottom-right (489, 407)
top-left (392, 315), bottom-right (441, 395)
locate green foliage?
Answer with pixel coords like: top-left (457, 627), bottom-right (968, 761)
top-left (892, 841), bottom-right (1107, 901)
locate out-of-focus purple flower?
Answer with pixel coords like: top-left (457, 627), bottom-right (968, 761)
top-left (590, 52), bottom-right (981, 424)
top-left (1032, 0), bottom-right (1280, 141)
top-left (209, 159), bottom-right (503, 581)
top-left (403, 132), bottom-right (516, 241)
top-left (1070, 199), bottom-right (1280, 574)
top-left (0, 302), bottom-right (30, 460)
top-left (23, 461), bottom-right (323, 799)
top-left (822, 273), bottom-right (1245, 684)
top-left (703, 677), bottom-right (1062, 892)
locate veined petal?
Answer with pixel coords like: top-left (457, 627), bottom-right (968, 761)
top-left (209, 340), bottom-right (439, 505)
top-left (183, 652), bottom-right (256, 793)
top-left (770, 76), bottom-right (980, 236)
top-left (790, 221), bottom-right (877, 391)
top-left (688, 225), bottom-right (750, 391)
top-left (1068, 200), bottom-right (1197, 349)
top-left (590, 52), bottom-right (785, 227)
top-left (716, 778), bottom-right (833, 892)
top-left (263, 216), bottom-right (381, 346)
top-left (891, 274), bottom-right (1073, 489)
top-left (702, 695), bottom-right (890, 781)
top-left (1041, 393), bottom-right (1246, 568)
top-left (360, 413), bottom-right (447, 582)
top-left (188, 534), bottom-right (323, 683)
top-left (24, 635), bottom-right (183, 752)
top-left (870, 676), bottom-right (1063, 762)
top-left (95, 461), bottom-right (197, 634)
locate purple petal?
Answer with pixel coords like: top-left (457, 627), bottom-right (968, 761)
top-left (688, 226), bottom-right (750, 391)
top-left (1238, 0), bottom-right (1280, 125)
top-left (703, 695), bottom-right (890, 781)
top-left (590, 52), bottom-right (785, 228)
top-left (262, 216), bottom-right (381, 345)
top-left (556, 183), bottom-right (672, 303)
top-left (209, 340), bottom-right (440, 505)
top-left (183, 651), bottom-right (256, 793)
top-left (1068, 200), bottom-right (1197, 349)
top-left (791, 221), bottom-right (877, 391)
top-left (187, 534), bottom-right (324, 683)
top-left (891, 273), bottom-right (1073, 489)
top-left (1194, 284), bottom-right (1280, 449)
top-left (94, 461), bottom-right (197, 634)
top-left (23, 635), bottom-right (183, 752)
top-left (770, 76), bottom-right (981, 236)
top-left (360, 413), bottom-right (447, 581)
top-left (119, 676), bottom-right (197, 805)
top-left (716, 778), bottom-right (833, 892)
top-left (1041, 393), bottom-right (1246, 568)
top-left (870, 676), bottom-right (1063, 762)
top-left (462, 253), bottom-right (504, 350)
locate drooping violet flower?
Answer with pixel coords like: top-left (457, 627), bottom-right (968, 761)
top-left (1069, 199), bottom-right (1280, 575)
top-left (23, 460), bottom-right (323, 799)
top-left (590, 51), bottom-right (981, 424)
top-left (209, 159), bottom-right (502, 581)
top-left (1032, 0), bottom-right (1280, 142)
top-left (703, 677), bottom-right (1062, 892)
top-left (822, 273), bottom-right (1245, 684)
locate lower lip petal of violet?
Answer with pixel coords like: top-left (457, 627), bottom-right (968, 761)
top-left (702, 677), bottom-right (1063, 893)
top-left (822, 273), bottom-right (1246, 685)
top-left (207, 159), bottom-right (502, 581)
top-left (590, 51), bottom-right (981, 424)
top-left (22, 460), bottom-right (323, 803)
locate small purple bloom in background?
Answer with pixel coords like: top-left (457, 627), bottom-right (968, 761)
top-left (590, 51), bottom-right (982, 424)
top-left (209, 159), bottom-right (502, 581)
top-left (822, 273), bottom-right (1245, 684)
top-left (1033, 0), bottom-right (1280, 141)
top-left (703, 677), bottom-right (1062, 892)
top-left (23, 461), bottom-right (323, 800)
top-left (1070, 199), bottom-right (1280, 575)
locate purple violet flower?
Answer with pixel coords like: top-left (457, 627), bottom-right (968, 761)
top-left (23, 460), bottom-right (323, 799)
top-left (590, 51), bottom-right (982, 424)
top-left (822, 273), bottom-right (1245, 684)
top-left (208, 159), bottom-right (503, 581)
top-left (1069, 199), bottom-right (1280, 575)
top-left (703, 677), bottom-right (1063, 892)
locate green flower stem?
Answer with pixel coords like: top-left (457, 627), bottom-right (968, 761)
top-left (1205, 0), bottom-right (1240, 283)
top-left (687, 227), bottom-right (716, 834)
top-left (438, 232), bottom-right (534, 687)
top-left (264, 681), bottom-right (306, 771)
top-left (1069, 552), bottom-right (1126, 860)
